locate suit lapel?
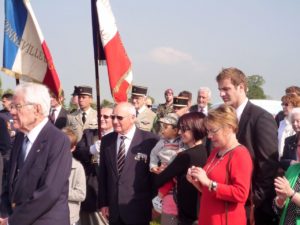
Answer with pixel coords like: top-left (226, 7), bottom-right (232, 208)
top-left (9, 132), bottom-right (24, 194)
top-left (107, 133), bottom-right (118, 177)
top-left (237, 100), bottom-right (251, 139)
top-left (120, 129), bottom-right (141, 177)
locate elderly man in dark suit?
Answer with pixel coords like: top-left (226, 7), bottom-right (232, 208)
top-left (0, 83), bottom-right (72, 225)
top-left (216, 67), bottom-right (279, 225)
top-left (99, 102), bottom-right (159, 225)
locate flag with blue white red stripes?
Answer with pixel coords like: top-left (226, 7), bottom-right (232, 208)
top-left (2, 0), bottom-right (61, 97)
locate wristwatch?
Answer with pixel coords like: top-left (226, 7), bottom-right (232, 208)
top-left (211, 181), bottom-right (218, 191)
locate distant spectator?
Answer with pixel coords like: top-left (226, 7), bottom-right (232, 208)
top-left (146, 96), bottom-right (153, 110)
top-left (173, 96), bottom-right (189, 117)
top-left (190, 87), bottom-right (211, 115)
top-left (49, 91), bottom-right (69, 129)
top-left (275, 86), bottom-right (300, 127)
top-left (278, 94), bottom-right (300, 158)
top-left (131, 85), bottom-right (156, 132)
top-left (280, 108), bottom-right (300, 170)
top-left (178, 91), bottom-right (192, 109)
top-left (156, 89), bottom-right (174, 119)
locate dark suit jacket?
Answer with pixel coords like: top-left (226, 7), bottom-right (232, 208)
top-left (75, 128), bottom-right (99, 212)
top-left (99, 128), bottom-right (159, 224)
top-left (0, 117), bottom-right (11, 196)
top-left (237, 101), bottom-right (278, 215)
top-left (280, 134), bottom-right (298, 170)
top-left (1, 121), bottom-right (72, 225)
top-left (54, 107), bottom-right (68, 129)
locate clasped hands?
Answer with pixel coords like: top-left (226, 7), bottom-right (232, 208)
top-left (186, 166), bottom-right (210, 188)
top-left (274, 176), bottom-right (294, 201)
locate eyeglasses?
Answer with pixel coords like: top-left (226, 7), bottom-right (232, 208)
top-left (281, 103), bottom-right (290, 107)
top-left (111, 115), bottom-right (131, 121)
top-left (207, 127), bottom-right (222, 136)
top-left (147, 105), bottom-right (152, 108)
top-left (101, 114), bottom-right (112, 119)
top-left (10, 103), bottom-right (34, 111)
top-left (179, 125), bottom-right (190, 132)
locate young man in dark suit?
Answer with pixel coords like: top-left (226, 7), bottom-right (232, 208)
top-left (49, 91), bottom-right (68, 129)
top-left (0, 83), bottom-right (72, 225)
top-left (216, 67), bottom-right (279, 225)
top-left (99, 102), bottom-right (159, 225)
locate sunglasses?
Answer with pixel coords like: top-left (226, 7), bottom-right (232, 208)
top-left (101, 114), bottom-right (111, 119)
top-left (147, 105), bottom-right (152, 108)
top-left (281, 103), bottom-right (290, 107)
top-left (111, 115), bottom-right (131, 121)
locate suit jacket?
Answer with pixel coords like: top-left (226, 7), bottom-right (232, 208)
top-left (1, 121), bottom-right (72, 225)
top-left (67, 108), bottom-right (98, 141)
top-left (0, 117), bottom-right (10, 196)
top-left (237, 101), bottom-right (278, 215)
top-left (99, 128), bottom-right (159, 224)
top-left (280, 134), bottom-right (298, 170)
top-left (54, 107), bottom-right (68, 129)
top-left (75, 129), bottom-right (99, 212)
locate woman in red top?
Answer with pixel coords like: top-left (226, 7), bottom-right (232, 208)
top-left (187, 104), bottom-right (253, 225)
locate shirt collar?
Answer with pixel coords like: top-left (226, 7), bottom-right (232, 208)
top-left (26, 117), bottom-right (49, 144)
top-left (81, 107), bottom-right (91, 115)
top-left (118, 125), bottom-right (136, 141)
top-left (236, 98), bottom-right (248, 121)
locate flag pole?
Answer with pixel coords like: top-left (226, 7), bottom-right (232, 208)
top-left (91, 0), bottom-right (102, 140)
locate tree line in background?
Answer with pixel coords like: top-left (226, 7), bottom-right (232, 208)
top-left (0, 75), bottom-right (267, 109)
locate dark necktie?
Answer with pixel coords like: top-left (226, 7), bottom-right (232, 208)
top-left (82, 112), bottom-right (86, 124)
top-left (199, 107), bottom-right (204, 113)
top-left (117, 136), bottom-right (126, 174)
top-left (136, 110), bottom-right (139, 117)
top-left (50, 108), bottom-right (56, 123)
top-left (18, 136), bottom-right (29, 169)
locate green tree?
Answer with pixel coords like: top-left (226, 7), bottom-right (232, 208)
top-left (247, 75), bottom-right (266, 99)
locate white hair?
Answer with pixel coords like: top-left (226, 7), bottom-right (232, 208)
top-left (198, 87), bottom-right (212, 99)
top-left (15, 82), bottom-right (51, 117)
top-left (115, 102), bottom-right (136, 116)
top-left (290, 107), bottom-right (300, 122)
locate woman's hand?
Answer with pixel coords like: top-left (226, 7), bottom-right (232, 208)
top-left (189, 166), bottom-right (211, 187)
top-left (274, 176), bottom-right (294, 200)
top-left (187, 166), bottom-right (203, 192)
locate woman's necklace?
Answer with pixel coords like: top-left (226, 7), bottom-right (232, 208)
top-left (205, 144), bottom-right (240, 175)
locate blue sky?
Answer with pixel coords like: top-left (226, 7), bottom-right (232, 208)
top-left (0, 0), bottom-right (299, 104)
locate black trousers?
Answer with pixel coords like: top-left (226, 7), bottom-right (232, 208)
top-left (110, 216), bottom-right (149, 225)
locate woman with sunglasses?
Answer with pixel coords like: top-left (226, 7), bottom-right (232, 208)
top-left (187, 104), bottom-right (253, 225)
top-left (278, 94), bottom-right (300, 159)
top-left (154, 112), bottom-right (208, 225)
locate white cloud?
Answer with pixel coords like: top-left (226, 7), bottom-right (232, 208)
top-left (149, 47), bottom-right (193, 65)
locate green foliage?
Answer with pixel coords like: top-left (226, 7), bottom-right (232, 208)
top-left (101, 99), bottom-right (114, 108)
top-left (247, 75), bottom-right (266, 99)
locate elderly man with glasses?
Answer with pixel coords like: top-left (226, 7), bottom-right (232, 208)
top-left (0, 82), bottom-right (72, 225)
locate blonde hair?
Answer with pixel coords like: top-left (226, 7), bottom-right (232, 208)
top-left (205, 104), bottom-right (238, 133)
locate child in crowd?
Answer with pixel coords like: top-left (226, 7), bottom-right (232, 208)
top-left (150, 113), bottom-right (185, 225)
top-left (62, 127), bottom-right (86, 225)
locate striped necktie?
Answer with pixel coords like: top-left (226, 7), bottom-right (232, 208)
top-left (117, 136), bottom-right (126, 174)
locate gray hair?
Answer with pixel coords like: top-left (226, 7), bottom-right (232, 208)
top-left (14, 82), bottom-right (51, 117)
top-left (198, 87), bottom-right (212, 99)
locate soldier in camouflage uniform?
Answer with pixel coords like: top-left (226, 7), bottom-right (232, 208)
top-left (156, 88), bottom-right (174, 119)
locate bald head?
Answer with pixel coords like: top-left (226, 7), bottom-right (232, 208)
top-left (112, 102), bottom-right (136, 135)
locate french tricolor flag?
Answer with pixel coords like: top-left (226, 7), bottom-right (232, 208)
top-left (2, 0), bottom-right (61, 97)
top-left (92, 0), bottom-right (133, 103)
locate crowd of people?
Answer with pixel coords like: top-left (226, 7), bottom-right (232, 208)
top-left (0, 67), bottom-right (299, 225)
